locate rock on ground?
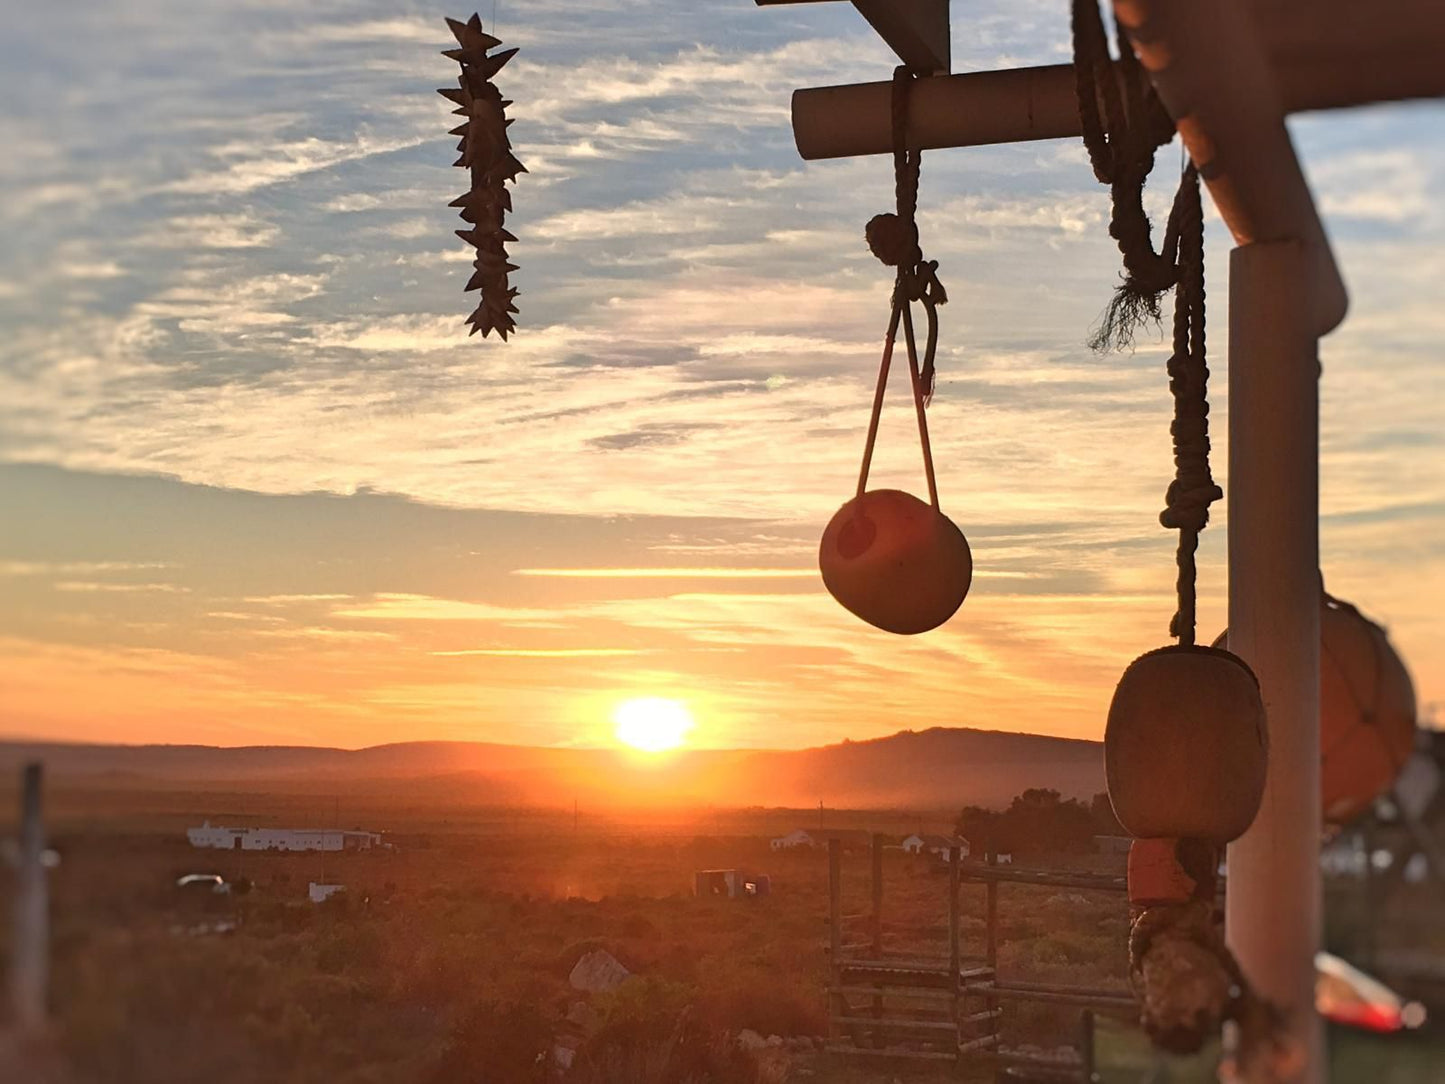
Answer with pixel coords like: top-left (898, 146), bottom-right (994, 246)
top-left (568, 949), bottom-right (632, 994)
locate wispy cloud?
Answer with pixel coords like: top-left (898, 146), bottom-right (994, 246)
top-left (0, 0), bottom-right (1440, 748)
top-left (513, 567), bottom-right (815, 579)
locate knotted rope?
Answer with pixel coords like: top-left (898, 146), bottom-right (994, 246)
top-left (1071, 0), bottom-right (1220, 645)
top-left (1071, 0), bottom-right (1179, 351)
top-left (1157, 168), bottom-right (1222, 646)
top-left (856, 66), bottom-right (948, 507)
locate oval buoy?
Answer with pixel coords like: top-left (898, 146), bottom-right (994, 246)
top-left (819, 489), bottom-right (971, 635)
top-left (1214, 594), bottom-right (1416, 827)
top-left (1106, 645), bottom-right (1268, 842)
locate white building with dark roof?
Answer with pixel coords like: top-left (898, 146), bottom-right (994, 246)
top-left (187, 822), bottom-right (382, 852)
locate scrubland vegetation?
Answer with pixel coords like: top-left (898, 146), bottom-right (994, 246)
top-left (1, 785), bottom-right (1442, 1083)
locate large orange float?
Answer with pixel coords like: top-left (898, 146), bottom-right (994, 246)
top-left (1215, 593), bottom-right (1417, 827)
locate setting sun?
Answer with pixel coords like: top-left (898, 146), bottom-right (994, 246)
top-left (613, 697), bottom-right (694, 752)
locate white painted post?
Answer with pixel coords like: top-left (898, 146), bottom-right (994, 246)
top-left (12, 762), bottom-right (49, 1037)
top-left (1225, 240), bottom-right (1323, 1082)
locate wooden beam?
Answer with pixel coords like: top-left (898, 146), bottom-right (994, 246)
top-left (755, 0), bottom-right (949, 74)
top-left (851, 0), bottom-right (948, 75)
top-left (787, 0), bottom-right (1445, 160)
top-left (1120, 0), bottom-right (1347, 333)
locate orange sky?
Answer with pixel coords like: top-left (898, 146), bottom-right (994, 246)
top-left (0, 4), bottom-right (1440, 750)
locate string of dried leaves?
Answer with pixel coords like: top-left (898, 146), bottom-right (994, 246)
top-left (440, 13), bottom-right (526, 339)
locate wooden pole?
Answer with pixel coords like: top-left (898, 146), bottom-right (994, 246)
top-left (1225, 239), bottom-right (1323, 1083)
top-left (828, 835), bottom-right (843, 1040)
top-left (948, 845), bottom-right (961, 989)
top-left (12, 762), bottom-right (49, 1037)
top-left (786, 0), bottom-right (1445, 161)
top-left (948, 844), bottom-right (962, 1063)
top-left (870, 833), bottom-right (883, 955)
top-left (870, 832), bottom-right (883, 1040)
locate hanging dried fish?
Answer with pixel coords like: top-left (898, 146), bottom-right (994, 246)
top-left (440, 13), bottom-right (525, 339)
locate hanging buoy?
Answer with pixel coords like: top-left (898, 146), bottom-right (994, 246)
top-left (820, 67), bottom-right (969, 637)
top-left (1215, 592), bottom-right (1417, 827)
top-left (1106, 645), bottom-right (1268, 842)
top-left (820, 489), bottom-right (971, 635)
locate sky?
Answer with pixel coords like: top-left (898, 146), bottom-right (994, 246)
top-left (0, 0), bottom-right (1441, 751)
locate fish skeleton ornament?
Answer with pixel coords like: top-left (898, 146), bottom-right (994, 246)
top-left (440, 13), bottom-right (525, 339)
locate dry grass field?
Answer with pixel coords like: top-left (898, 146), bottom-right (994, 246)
top-left (1, 781), bottom-right (1442, 1083)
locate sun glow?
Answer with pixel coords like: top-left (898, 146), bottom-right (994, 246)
top-left (613, 697), bottom-right (694, 753)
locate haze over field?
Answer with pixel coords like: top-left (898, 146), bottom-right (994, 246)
top-left (0, 727), bottom-right (1104, 811)
top-left (1, 1), bottom-right (1441, 750)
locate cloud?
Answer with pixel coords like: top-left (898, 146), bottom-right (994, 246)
top-left (0, 0), bottom-right (1441, 748)
top-left (513, 567), bottom-right (815, 579)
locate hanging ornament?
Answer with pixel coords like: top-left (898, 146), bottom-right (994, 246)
top-left (1071, 2), bottom-right (1288, 1072)
top-left (1215, 590), bottom-right (1418, 828)
top-left (819, 67), bottom-right (971, 636)
top-left (440, 13), bottom-right (525, 339)
top-left (1101, 164), bottom-right (1267, 847)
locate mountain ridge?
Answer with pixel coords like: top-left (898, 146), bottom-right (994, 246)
top-left (0, 726), bottom-right (1105, 809)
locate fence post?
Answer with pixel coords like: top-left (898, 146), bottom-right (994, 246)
top-left (12, 762), bottom-right (49, 1037)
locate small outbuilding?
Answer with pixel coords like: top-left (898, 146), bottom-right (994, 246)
top-left (770, 829), bottom-right (815, 851)
top-left (901, 834), bottom-right (970, 861)
top-left (694, 869), bottom-right (771, 899)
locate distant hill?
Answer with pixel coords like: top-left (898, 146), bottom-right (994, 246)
top-left (0, 727), bottom-right (1103, 810)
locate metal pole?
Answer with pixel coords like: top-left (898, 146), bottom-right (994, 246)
top-left (12, 762), bottom-right (49, 1037)
top-left (1225, 239), bottom-right (1323, 1082)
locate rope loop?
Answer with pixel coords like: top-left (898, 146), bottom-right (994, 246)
top-left (854, 64), bottom-right (949, 507)
top-left (864, 66), bottom-right (947, 399)
top-left (1071, 0), bottom-right (1179, 352)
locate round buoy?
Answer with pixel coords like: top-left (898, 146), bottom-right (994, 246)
top-left (1106, 645), bottom-right (1268, 842)
top-left (1214, 595), bottom-right (1416, 827)
top-left (819, 489), bottom-right (971, 635)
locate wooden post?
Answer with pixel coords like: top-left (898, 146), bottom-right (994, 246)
top-left (985, 848), bottom-right (1000, 1081)
top-left (948, 845), bottom-right (961, 988)
top-left (828, 835), bottom-right (843, 1040)
top-left (985, 849), bottom-right (998, 975)
top-left (12, 762), bottom-right (49, 1037)
top-left (948, 844), bottom-right (962, 1064)
top-left (1081, 1009), bottom-right (1096, 1084)
top-left (829, 836), bottom-right (843, 960)
top-left (870, 833), bottom-right (883, 955)
top-left (1225, 239), bottom-right (1324, 1082)
top-left (870, 833), bottom-right (884, 1040)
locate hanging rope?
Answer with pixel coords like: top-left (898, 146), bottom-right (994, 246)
top-left (1070, 0), bottom-right (1220, 644)
top-left (1158, 168), bottom-right (1222, 646)
top-left (856, 66), bottom-right (947, 506)
top-left (1071, 0), bottom-right (1179, 350)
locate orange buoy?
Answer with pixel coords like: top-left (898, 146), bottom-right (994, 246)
top-left (1106, 645), bottom-right (1268, 842)
top-left (1214, 594), bottom-right (1416, 827)
top-left (1320, 596), bottom-right (1417, 824)
top-left (819, 488), bottom-right (971, 635)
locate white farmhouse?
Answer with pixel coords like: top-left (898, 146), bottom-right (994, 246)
top-left (770, 829), bottom-right (815, 851)
top-left (901, 834), bottom-right (970, 861)
top-left (187, 822), bottom-right (383, 852)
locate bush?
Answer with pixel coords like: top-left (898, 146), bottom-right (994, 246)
top-left (570, 1004), bottom-right (775, 1084)
top-left (696, 980), bottom-right (826, 1038)
top-left (427, 1000), bottom-right (554, 1084)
